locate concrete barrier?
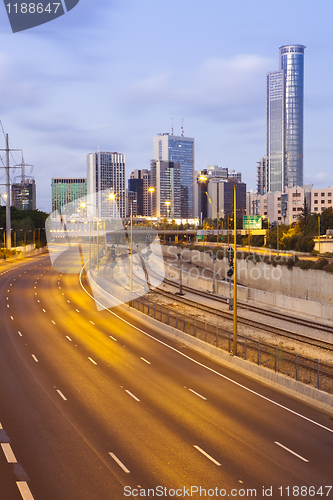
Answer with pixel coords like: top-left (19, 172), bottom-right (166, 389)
top-left (162, 246), bottom-right (333, 322)
top-left (89, 273), bottom-right (333, 414)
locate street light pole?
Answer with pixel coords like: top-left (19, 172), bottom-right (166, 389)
top-left (148, 187), bottom-right (154, 230)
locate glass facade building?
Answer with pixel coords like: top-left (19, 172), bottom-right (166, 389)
top-left (51, 178), bottom-right (87, 217)
top-left (87, 152), bottom-right (126, 218)
top-left (153, 134), bottom-right (194, 218)
top-left (267, 44), bottom-right (305, 193)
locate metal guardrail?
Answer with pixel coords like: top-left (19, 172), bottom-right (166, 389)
top-left (129, 296), bottom-right (333, 395)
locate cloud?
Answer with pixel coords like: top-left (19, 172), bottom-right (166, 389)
top-left (122, 54), bottom-right (273, 124)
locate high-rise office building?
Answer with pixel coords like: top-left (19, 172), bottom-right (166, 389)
top-left (51, 178), bottom-right (87, 216)
top-left (257, 157), bottom-right (266, 195)
top-left (128, 169), bottom-right (150, 216)
top-left (150, 160), bottom-right (181, 219)
top-left (12, 179), bottom-right (36, 210)
top-left (266, 44), bottom-right (305, 193)
top-left (153, 133), bottom-right (194, 218)
top-left (87, 152), bottom-right (126, 218)
top-left (196, 167), bottom-right (246, 221)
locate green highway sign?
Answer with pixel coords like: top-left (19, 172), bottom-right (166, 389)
top-left (243, 215), bottom-right (262, 230)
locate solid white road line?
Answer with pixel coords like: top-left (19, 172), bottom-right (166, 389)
top-left (1, 443), bottom-right (17, 463)
top-left (88, 357), bottom-right (97, 365)
top-left (193, 445), bottom-right (221, 466)
top-left (17, 481), bottom-right (35, 500)
top-left (109, 335), bottom-right (117, 341)
top-left (31, 355), bottom-right (38, 363)
top-left (125, 390), bottom-right (140, 402)
top-left (274, 441), bottom-right (309, 462)
top-left (109, 452), bottom-right (130, 473)
top-left (56, 390), bottom-right (67, 401)
top-left (188, 388), bottom-right (207, 400)
top-left (140, 357), bottom-right (151, 364)
top-left (79, 263), bottom-right (333, 435)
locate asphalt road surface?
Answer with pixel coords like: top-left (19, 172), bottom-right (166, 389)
top-left (0, 253), bottom-right (332, 500)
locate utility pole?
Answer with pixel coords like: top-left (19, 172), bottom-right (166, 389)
top-left (5, 134), bottom-right (11, 250)
top-left (0, 131), bottom-right (22, 250)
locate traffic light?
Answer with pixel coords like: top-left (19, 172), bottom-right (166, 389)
top-left (227, 245), bottom-right (234, 267)
top-left (110, 245), bottom-right (116, 260)
top-left (227, 245), bottom-right (234, 279)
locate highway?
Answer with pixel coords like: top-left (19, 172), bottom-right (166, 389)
top-left (0, 253), bottom-right (333, 499)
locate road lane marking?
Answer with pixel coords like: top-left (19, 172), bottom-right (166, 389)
top-left (79, 264), bottom-right (333, 435)
top-left (109, 452), bottom-right (130, 473)
top-left (140, 357), bottom-right (150, 364)
top-left (10, 316), bottom-right (14, 320)
top-left (18, 331), bottom-right (22, 336)
top-left (109, 335), bottom-right (117, 341)
top-left (193, 445), bottom-right (221, 466)
top-left (66, 336), bottom-right (72, 342)
top-left (32, 355), bottom-right (38, 363)
top-left (188, 388), bottom-right (207, 400)
top-left (1, 443), bottom-right (17, 463)
top-left (56, 390), bottom-right (67, 401)
top-left (37, 300), bottom-right (40, 303)
top-left (7, 304), bottom-right (9, 308)
top-left (0, 422), bottom-right (2, 429)
top-left (6, 297), bottom-right (8, 300)
top-left (67, 299), bottom-right (70, 302)
top-left (42, 309), bottom-right (46, 313)
top-left (17, 481), bottom-right (35, 500)
top-left (76, 309), bottom-right (80, 313)
top-left (88, 357), bottom-right (97, 365)
top-left (274, 442), bottom-right (309, 462)
top-left (125, 390), bottom-right (140, 402)
top-left (51, 320), bottom-right (56, 324)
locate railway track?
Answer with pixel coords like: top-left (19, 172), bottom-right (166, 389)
top-left (152, 284), bottom-right (333, 351)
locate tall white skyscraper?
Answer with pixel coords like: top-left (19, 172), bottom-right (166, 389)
top-left (87, 151), bottom-right (126, 218)
top-left (153, 133), bottom-right (194, 218)
top-left (266, 44), bottom-right (305, 193)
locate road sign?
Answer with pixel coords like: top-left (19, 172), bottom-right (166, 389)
top-left (243, 216), bottom-right (262, 230)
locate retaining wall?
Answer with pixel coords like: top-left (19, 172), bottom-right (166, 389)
top-left (162, 246), bottom-right (333, 321)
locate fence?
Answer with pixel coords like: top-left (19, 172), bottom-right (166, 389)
top-left (129, 295), bottom-right (333, 395)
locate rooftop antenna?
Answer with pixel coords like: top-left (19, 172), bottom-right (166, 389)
top-left (171, 117), bottom-right (174, 136)
top-left (181, 118), bottom-right (184, 137)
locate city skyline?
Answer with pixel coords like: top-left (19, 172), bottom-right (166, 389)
top-left (0, 0), bottom-right (332, 212)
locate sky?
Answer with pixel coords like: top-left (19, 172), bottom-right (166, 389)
top-left (0, 0), bottom-right (332, 212)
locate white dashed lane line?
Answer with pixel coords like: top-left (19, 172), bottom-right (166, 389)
top-left (193, 445), bottom-right (221, 466)
top-left (188, 388), bottom-right (207, 400)
top-left (1, 443), bottom-right (17, 463)
top-left (109, 335), bottom-right (117, 342)
top-left (274, 442), bottom-right (309, 462)
top-left (51, 320), bottom-right (56, 325)
top-left (66, 336), bottom-right (72, 342)
top-left (18, 331), bottom-right (22, 337)
top-left (31, 355), bottom-right (38, 363)
top-left (109, 452), bottom-right (130, 473)
top-left (90, 321), bottom-right (95, 325)
top-left (17, 481), bottom-right (35, 500)
top-left (125, 390), bottom-right (140, 402)
top-left (140, 357), bottom-right (150, 364)
top-left (56, 390), bottom-right (67, 401)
